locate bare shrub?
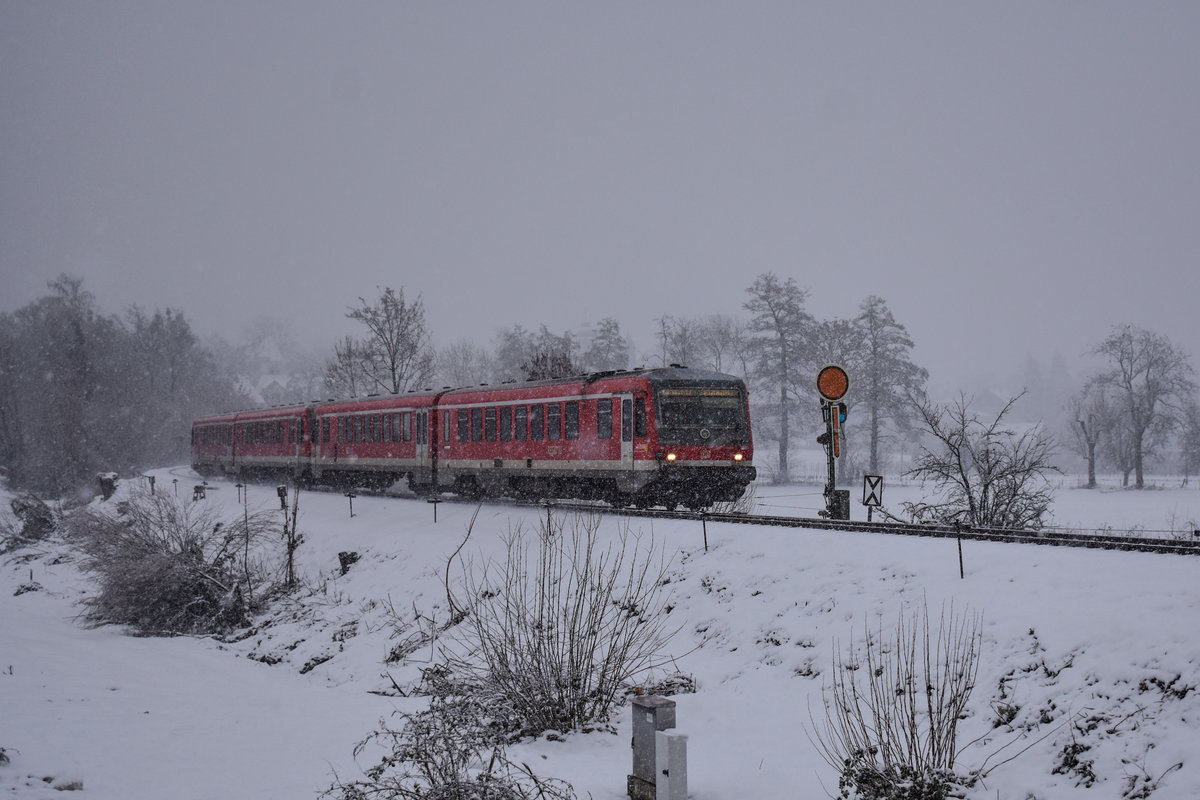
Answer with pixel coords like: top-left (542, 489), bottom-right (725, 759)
top-left (67, 491), bottom-right (279, 634)
top-left (445, 511), bottom-right (678, 735)
top-left (905, 391), bottom-right (1059, 529)
top-left (810, 604), bottom-right (983, 799)
top-left (324, 670), bottom-right (576, 800)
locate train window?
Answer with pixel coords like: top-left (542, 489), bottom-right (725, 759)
top-left (514, 405), bottom-right (528, 441)
top-left (622, 399), bottom-right (633, 441)
top-left (457, 410), bottom-right (469, 442)
top-left (471, 407), bottom-right (483, 442)
top-left (635, 397), bottom-right (647, 437)
top-left (322, 419), bottom-right (330, 444)
top-left (417, 411), bottom-right (427, 445)
top-left (383, 414), bottom-right (393, 443)
top-left (530, 405), bottom-right (544, 441)
top-left (564, 401), bottom-right (579, 440)
top-left (598, 398), bottom-right (613, 440)
top-left (547, 403), bottom-right (562, 441)
top-left (485, 407), bottom-right (497, 441)
top-left (370, 415), bottom-right (379, 443)
top-left (444, 411), bottom-right (452, 443)
top-left (500, 406), bottom-right (512, 441)
top-left (337, 418), bottom-right (345, 443)
top-left (402, 411), bottom-right (413, 443)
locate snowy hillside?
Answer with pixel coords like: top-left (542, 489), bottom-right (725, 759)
top-left (3, 471), bottom-right (1200, 799)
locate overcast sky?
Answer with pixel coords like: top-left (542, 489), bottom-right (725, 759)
top-left (3, 2), bottom-right (1197, 392)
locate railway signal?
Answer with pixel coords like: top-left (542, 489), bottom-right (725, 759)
top-left (816, 365), bottom-right (850, 520)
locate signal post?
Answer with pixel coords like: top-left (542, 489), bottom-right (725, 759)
top-left (816, 365), bottom-right (850, 520)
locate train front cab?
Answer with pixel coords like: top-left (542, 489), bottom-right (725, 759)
top-left (635, 368), bottom-right (756, 509)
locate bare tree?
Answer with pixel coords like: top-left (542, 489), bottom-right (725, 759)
top-left (436, 339), bottom-right (491, 387)
top-left (694, 314), bottom-right (750, 377)
top-left (1066, 382), bottom-right (1115, 489)
top-left (1092, 325), bottom-right (1195, 488)
top-left (334, 286), bottom-right (436, 396)
top-left (744, 273), bottom-right (814, 483)
top-left (905, 391), bottom-right (1059, 529)
top-left (492, 324), bottom-right (580, 382)
top-left (1181, 400), bottom-right (1200, 484)
top-left (323, 335), bottom-right (375, 397)
top-left (517, 325), bottom-right (581, 381)
top-left (521, 350), bottom-right (580, 381)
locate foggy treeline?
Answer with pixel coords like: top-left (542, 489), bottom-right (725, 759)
top-left (2, 273), bottom-right (1196, 496)
top-left (0, 276), bottom-right (246, 494)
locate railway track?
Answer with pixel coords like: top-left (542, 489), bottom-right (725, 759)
top-left (182, 472), bottom-right (1200, 557)
top-left (479, 498), bottom-right (1200, 557)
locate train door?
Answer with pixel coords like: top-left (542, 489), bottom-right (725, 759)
top-left (415, 410), bottom-right (429, 471)
top-left (620, 395), bottom-right (635, 469)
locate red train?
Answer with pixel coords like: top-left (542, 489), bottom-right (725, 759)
top-left (191, 366), bottom-right (755, 510)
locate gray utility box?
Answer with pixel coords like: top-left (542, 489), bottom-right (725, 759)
top-left (628, 695), bottom-right (677, 800)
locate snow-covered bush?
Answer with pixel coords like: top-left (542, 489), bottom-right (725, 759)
top-left (324, 669), bottom-right (576, 800)
top-left (811, 604), bottom-right (983, 799)
top-left (67, 491), bottom-right (279, 634)
top-left (446, 511), bottom-right (678, 736)
top-left (2, 493), bottom-right (57, 550)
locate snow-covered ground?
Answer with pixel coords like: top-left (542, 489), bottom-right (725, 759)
top-left (3, 470), bottom-right (1200, 799)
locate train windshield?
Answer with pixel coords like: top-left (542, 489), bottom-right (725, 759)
top-left (655, 385), bottom-right (750, 445)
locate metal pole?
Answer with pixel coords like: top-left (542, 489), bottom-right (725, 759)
top-left (956, 522), bottom-right (965, 579)
top-left (822, 402), bottom-right (836, 516)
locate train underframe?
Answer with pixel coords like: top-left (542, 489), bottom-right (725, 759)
top-left (195, 458), bottom-right (755, 511)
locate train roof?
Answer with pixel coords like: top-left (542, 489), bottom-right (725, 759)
top-left (192, 366), bottom-right (748, 423)
top-left (438, 365), bottom-right (745, 398)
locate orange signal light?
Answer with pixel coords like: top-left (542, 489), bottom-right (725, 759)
top-left (817, 364), bottom-right (850, 402)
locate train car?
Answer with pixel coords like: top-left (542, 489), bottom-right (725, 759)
top-left (311, 392), bottom-right (440, 489)
top-left (190, 404), bottom-right (313, 479)
top-left (190, 365), bottom-right (755, 509)
top-left (435, 366), bottom-right (754, 509)
top-left (191, 412), bottom-right (237, 477)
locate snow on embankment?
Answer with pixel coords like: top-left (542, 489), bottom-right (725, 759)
top-left (2, 472), bottom-right (1200, 799)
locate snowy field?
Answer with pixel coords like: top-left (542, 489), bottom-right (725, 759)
top-left (3, 469), bottom-right (1200, 799)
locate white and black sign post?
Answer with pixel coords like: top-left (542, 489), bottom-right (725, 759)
top-left (862, 474), bottom-right (883, 522)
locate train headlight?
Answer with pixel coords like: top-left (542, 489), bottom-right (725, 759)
top-left (733, 453), bottom-right (744, 462)
top-left (665, 452), bottom-right (677, 462)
